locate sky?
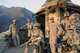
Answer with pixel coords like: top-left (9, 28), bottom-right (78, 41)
top-left (0, 0), bottom-right (80, 13)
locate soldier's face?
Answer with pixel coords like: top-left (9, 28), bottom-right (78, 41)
top-left (69, 30), bottom-right (74, 33)
top-left (49, 18), bottom-right (54, 23)
top-left (13, 22), bottom-right (16, 25)
top-left (34, 26), bottom-right (39, 29)
top-left (65, 17), bottom-right (69, 20)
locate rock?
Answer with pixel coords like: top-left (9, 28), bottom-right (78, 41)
top-left (0, 42), bottom-right (7, 53)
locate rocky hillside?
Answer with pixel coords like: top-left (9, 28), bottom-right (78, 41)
top-left (0, 6), bottom-right (36, 33)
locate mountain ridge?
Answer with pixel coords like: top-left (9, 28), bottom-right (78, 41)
top-left (0, 6), bottom-right (36, 33)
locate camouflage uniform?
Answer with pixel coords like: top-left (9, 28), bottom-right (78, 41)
top-left (61, 16), bottom-right (70, 34)
top-left (63, 26), bottom-right (79, 53)
top-left (25, 23), bottom-right (43, 53)
top-left (70, 46), bottom-right (78, 53)
top-left (46, 17), bottom-right (62, 53)
top-left (58, 44), bottom-right (62, 53)
top-left (9, 19), bottom-right (20, 46)
top-left (69, 13), bottom-right (79, 25)
top-left (74, 18), bottom-right (80, 34)
top-left (27, 19), bottom-right (33, 37)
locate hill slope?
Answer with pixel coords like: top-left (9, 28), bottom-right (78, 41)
top-left (0, 6), bottom-right (36, 33)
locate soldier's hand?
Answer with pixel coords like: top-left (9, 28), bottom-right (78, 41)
top-left (61, 40), bottom-right (64, 42)
top-left (18, 45), bottom-right (22, 48)
top-left (18, 44), bottom-right (25, 48)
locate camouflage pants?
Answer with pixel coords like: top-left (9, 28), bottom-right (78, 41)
top-left (50, 37), bottom-right (57, 53)
top-left (28, 30), bottom-right (32, 37)
top-left (12, 34), bottom-right (20, 46)
top-left (24, 44), bottom-right (37, 53)
top-left (70, 50), bottom-right (77, 53)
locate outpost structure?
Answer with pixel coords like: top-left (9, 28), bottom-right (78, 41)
top-left (35, 0), bottom-right (80, 36)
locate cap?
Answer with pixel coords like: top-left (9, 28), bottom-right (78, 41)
top-left (12, 19), bottom-right (16, 23)
top-left (33, 23), bottom-right (40, 27)
top-left (69, 13), bottom-right (79, 20)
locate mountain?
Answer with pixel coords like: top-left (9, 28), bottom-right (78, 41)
top-left (0, 6), bottom-right (36, 33)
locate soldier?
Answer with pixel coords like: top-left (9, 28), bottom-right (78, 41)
top-left (24, 22), bottom-right (43, 53)
top-left (69, 13), bottom-right (79, 25)
top-left (63, 26), bottom-right (79, 53)
top-left (61, 15), bottom-right (70, 34)
top-left (70, 45), bottom-right (78, 53)
top-left (27, 19), bottom-right (33, 37)
top-left (74, 15), bottom-right (80, 34)
top-left (46, 17), bottom-right (62, 53)
top-left (9, 19), bottom-right (20, 47)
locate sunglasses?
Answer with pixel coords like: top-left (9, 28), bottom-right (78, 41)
top-left (66, 18), bottom-right (69, 20)
top-left (50, 19), bottom-right (54, 20)
top-left (35, 26), bottom-right (38, 27)
top-left (13, 22), bottom-right (16, 23)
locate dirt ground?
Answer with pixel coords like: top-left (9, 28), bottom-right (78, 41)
top-left (4, 45), bottom-right (35, 53)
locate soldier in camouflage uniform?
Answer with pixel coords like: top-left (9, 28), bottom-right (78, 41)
top-left (27, 19), bottom-right (33, 37)
top-left (69, 13), bottom-right (80, 25)
top-left (9, 19), bottom-right (20, 47)
top-left (58, 43), bottom-right (62, 53)
top-left (24, 23), bottom-right (43, 53)
top-left (46, 17), bottom-right (62, 53)
top-left (73, 14), bottom-right (80, 34)
top-left (24, 19), bottom-right (33, 53)
top-left (63, 25), bottom-right (79, 53)
top-left (61, 15), bottom-right (70, 34)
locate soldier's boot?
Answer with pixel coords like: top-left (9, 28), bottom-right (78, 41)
top-left (33, 48), bottom-right (37, 53)
top-left (24, 47), bottom-right (28, 53)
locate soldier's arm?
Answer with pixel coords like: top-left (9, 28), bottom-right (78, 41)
top-left (19, 36), bottom-right (34, 48)
top-left (63, 34), bottom-right (68, 41)
top-left (9, 24), bottom-right (12, 33)
top-left (61, 20), bottom-right (65, 26)
top-left (26, 23), bottom-right (28, 28)
top-left (32, 30), bottom-right (43, 43)
top-left (39, 30), bottom-right (44, 41)
top-left (46, 25), bottom-right (50, 38)
top-left (74, 34), bottom-right (80, 45)
top-left (57, 25), bottom-right (63, 36)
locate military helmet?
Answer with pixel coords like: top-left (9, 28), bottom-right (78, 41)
top-left (12, 19), bottom-right (16, 23)
top-left (63, 12), bottom-right (69, 20)
top-left (69, 13), bottom-right (79, 20)
top-left (33, 22), bottom-right (40, 27)
top-left (64, 12), bottom-right (69, 17)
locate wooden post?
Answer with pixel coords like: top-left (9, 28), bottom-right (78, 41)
top-left (45, 7), bottom-right (49, 37)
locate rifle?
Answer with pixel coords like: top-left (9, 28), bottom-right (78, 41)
top-left (19, 37), bottom-right (34, 48)
top-left (19, 36), bottom-right (42, 48)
